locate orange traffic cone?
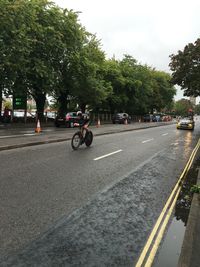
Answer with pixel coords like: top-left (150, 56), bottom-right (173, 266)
top-left (35, 119), bottom-right (42, 133)
top-left (96, 118), bottom-right (101, 127)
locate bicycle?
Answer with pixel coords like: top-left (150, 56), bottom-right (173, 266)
top-left (71, 121), bottom-right (93, 150)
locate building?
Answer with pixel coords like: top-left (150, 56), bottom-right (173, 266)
top-left (190, 96), bottom-right (196, 106)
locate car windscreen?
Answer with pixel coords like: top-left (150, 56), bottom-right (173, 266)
top-left (69, 112), bottom-right (77, 117)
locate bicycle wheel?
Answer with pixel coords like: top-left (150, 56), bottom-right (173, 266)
top-left (71, 132), bottom-right (81, 150)
top-left (85, 130), bottom-right (93, 147)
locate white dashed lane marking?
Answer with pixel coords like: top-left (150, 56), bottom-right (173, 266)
top-left (94, 149), bottom-right (122, 161)
top-left (142, 139), bottom-right (154, 144)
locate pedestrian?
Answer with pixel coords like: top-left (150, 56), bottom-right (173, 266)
top-left (3, 107), bottom-right (11, 123)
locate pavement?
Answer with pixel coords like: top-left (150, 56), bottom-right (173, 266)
top-left (0, 120), bottom-right (199, 267)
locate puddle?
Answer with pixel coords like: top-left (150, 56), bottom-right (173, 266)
top-left (153, 154), bottom-right (200, 267)
top-left (153, 218), bottom-right (185, 267)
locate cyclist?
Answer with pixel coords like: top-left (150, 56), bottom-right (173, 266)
top-left (76, 111), bottom-right (90, 137)
top-left (71, 111), bottom-right (93, 149)
top-left (77, 111), bottom-right (89, 126)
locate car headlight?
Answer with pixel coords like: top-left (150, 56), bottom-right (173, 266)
top-left (188, 123), bottom-right (192, 127)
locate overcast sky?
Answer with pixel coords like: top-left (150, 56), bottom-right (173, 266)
top-left (54, 0), bottom-right (200, 101)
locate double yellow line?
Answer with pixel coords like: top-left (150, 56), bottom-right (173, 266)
top-left (135, 139), bottom-right (200, 267)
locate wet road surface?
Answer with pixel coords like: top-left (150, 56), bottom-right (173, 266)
top-left (0, 122), bottom-right (200, 266)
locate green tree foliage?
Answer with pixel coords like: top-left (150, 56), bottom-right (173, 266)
top-left (50, 8), bottom-right (86, 116)
top-left (71, 35), bottom-right (112, 112)
top-left (194, 104), bottom-right (200, 115)
top-left (119, 55), bottom-right (140, 114)
top-left (150, 70), bottom-right (176, 113)
top-left (174, 99), bottom-right (193, 116)
top-left (103, 55), bottom-right (176, 115)
top-left (3, 99), bottom-right (12, 109)
top-left (0, 0), bottom-right (28, 94)
top-left (130, 64), bottom-right (154, 114)
top-left (24, 1), bottom-right (84, 119)
top-left (169, 38), bottom-right (200, 97)
top-left (0, 0), bottom-right (176, 118)
top-left (102, 58), bottom-right (126, 113)
top-left (0, 0), bottom-right (85, 119)
top-left (103, 55), bottom-right (154, 115)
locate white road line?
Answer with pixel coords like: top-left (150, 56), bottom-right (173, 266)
top-left (171, 142), bottom-right (179, 145)
top-left (94, 149), bottom-right (122, 161)
top-left (20, 130), bottom-right (34, 133)
top-left (24, 133), bottom-right (36, 136)
top-left (0, 133), bottom-right (37, 138)
top-left (162, 133), bottom-right (168, 136)
top-left (0, 135), bottom-right (21, 139)
top-left (142, 138), bottom-right (154, 144)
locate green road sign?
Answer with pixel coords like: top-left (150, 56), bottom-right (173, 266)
top-left (13, 94), bottom-right (27, 110)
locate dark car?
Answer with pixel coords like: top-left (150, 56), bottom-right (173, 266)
top-left (143, 114), bottom-right (153, 122)
top-left (112, 113), bottom-right (131, 124)
top-left (152, 114), bottom-right (162, 122)
top-left (55, 112), bottom-right (80, 128)
top-left (143, 114), bottom-right (162, 122)
top-left (176, 117), bottom-right (195, 130)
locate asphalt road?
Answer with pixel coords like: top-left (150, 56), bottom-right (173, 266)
top-left (1, 121), bottom-right (200, 266)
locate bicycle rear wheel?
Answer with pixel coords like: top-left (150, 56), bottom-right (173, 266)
top-left (85, 130), bottom-right (93, 147)
top-left (71, 131), bottom-right (81, 150)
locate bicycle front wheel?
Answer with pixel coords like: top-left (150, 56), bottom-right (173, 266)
top-left (71, 132), bottom-right (81, 150)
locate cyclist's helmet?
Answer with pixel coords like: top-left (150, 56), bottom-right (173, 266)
top-left (77, 111), bottom-right (82, 116)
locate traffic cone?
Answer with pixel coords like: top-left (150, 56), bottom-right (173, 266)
top-left (124, 118), bottom-right (128, 125)
top-left (96, 118), bottom-right (101, 127)
top-left (35, 119), bottom-right (42, 133)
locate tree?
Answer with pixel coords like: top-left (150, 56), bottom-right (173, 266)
top-left (174, 99), bottom-right (193, 116)
top-left (169, 38), bottom-right (200, 97)
top-left (0, 0), bottom-right (87, 120)
top-left (194, 104), bottom-right (200, 115)
top-left (26, 1), bottom-right (84, 120)
top-left (102, 55), bottom-right (176, 115)
top-left (119, 55), bottom-right (139, 114)
top-left (71, 35), bottom-right (112, 112)
top-left (102, 58), bottom-right (126, 113)
top-left (49, 8), bottom-right (86, 116)
top-left (105, 55), bottom-right (154, 115)
top-left (129, 64), bottom-right (154, 115)
top-left (150, 70), bottom-right (176, 113)
top-left (0, 0), bottom-right (28, 117)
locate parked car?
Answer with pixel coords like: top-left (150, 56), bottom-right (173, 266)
top-left (55, 112), bottom-right (89, 127)
top-left (143, 114), bottom-right (153, 122)
top-left (45, 112), bottom-right (56, 119)
top-left (176, 117), bottom-right (195, 130)
top-left (14, 111), bottom-right (24, 117)
top-left (112, 113), bottom-right (131, 124)
top-left (143, 114), bottom-right (162, 122)
top-left (153, 115), bottom-right (162, 122)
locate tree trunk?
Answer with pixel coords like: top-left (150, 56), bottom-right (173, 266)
top-left (0, 86), bottom-right (2, 121)
top-left (80, 103), bottom-right (86, 113)
top-left (57, 92), bottom-right (69, 117)
top-left (34, 92), bottom-right (46, 121)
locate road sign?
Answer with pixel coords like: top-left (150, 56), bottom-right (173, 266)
top-left (13, 94), bottom-right (27, 110)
